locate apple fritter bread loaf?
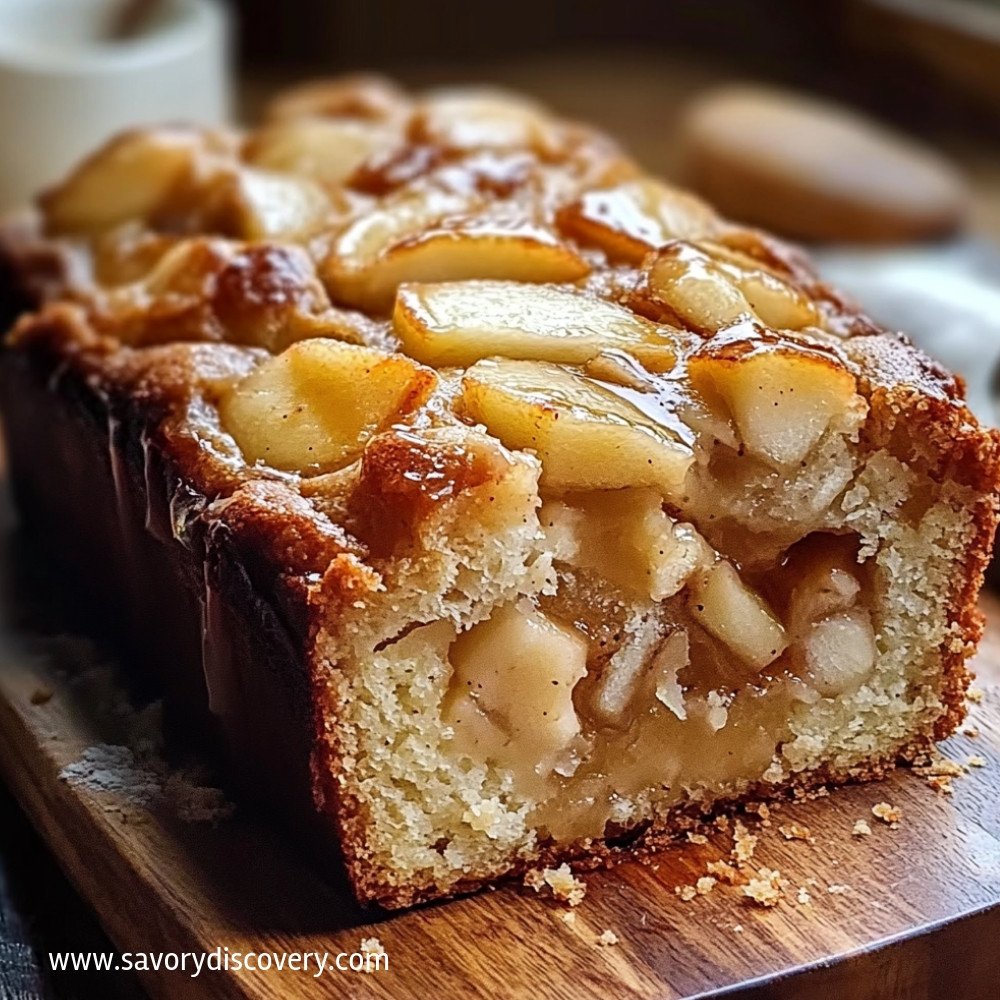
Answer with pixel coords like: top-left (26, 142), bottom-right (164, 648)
top-left (1, 76), bottom-right (998, 909)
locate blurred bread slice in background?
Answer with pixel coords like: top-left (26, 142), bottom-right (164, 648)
top-left (680, 84), bottom-right (968, 243)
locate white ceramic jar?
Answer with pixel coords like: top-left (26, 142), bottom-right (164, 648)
top-left (0, 0), bottom-right (231, 210)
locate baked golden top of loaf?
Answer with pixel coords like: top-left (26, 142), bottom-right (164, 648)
top-left (4, 76), bottom-right (1000, 910)
top-left (2, 84), bottom-right (984, 416)
top-left (3, 75), bottom-right (996, 558)
top-left (4, 76), bottom-right (996, 585)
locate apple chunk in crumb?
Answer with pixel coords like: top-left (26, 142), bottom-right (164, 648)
top-left (541, 489), bottom-right (711, 602)
top-left (219, 339), bottom-right (436, 473)
top-left (688, 342), bottom-right (861, 467)
top-left (688, 561), bottom-right (787, 672)
top-left (799, 610), bottom-right (876, 698)
top-left (394, 280), bottom-right (678, 368)
top-left (458, 359), bottom-right (694, 494)
top-left (443, 600), bottom-right (588, 786)
top-left (784, 538), bottom-right (877, 697)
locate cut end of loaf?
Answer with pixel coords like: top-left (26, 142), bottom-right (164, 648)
top-left (313, 383), bottom-right (991, 907)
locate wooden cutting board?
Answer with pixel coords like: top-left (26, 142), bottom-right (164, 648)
top-left (0, 507), bottom-right (998, 1000)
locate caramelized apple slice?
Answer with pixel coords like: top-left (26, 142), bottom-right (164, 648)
top-left (642, 243), bottom-right (751, 331)
top-left (688, 341), bottom-right (859, 466)
top-left (244, 119), bottom-right (398, 187)
top-left (393, 280), bottom-right (677, 368)
top-left (411, 88), bottom-right (556, 152)
top-left (40, 129), bottom-right (199, 234)
top-left (736, 269), bottom-right (819, 330)
top-left (700, 241), bottom-right (819, 330)
top-left (326, 188), bottom-right (473, 266)
top-left (323, 199), bottom-right (588, 311)
top-left (557, 179), bottom-right (720, 264)
top-left (688, 561), bottom-right (787, 672)
top-left (219, 339), bottom-right (435, 473)
top-left (201, 167), bottom-right (332, 240)
top-left (642, 242), bottom-right (819, 332)
top-left (319, 187), bottom-right (477, 308)
top-left (459, 359), bottom-right (694, 493)
top-left (444, 600), bottom-right (588, 784)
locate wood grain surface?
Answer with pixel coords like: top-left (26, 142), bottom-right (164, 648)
top-left (0, 507), bottom-right (997, 1000)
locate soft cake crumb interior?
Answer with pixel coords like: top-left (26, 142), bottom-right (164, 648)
top-left (333, 419), bottom-right (975, 898)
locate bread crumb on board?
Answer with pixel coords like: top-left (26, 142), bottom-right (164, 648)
top-left (48, 653), bottom-right (234, 825)
top-left (967, 688), bottom-right (984, 704)
top-left (731, 820), bottom-right (758, 865)
top-left (778, 823), bottom-right (813, 842)
top-left (695, 876), bottom-right (717, 896)
top-left (745, 802), bottom-right (771, 825)
top-left (60, 743), bottom-right (234, 824)
top-left (596, 930), bottom-right (619, 947)
top-left (871, 801), bottom-right (902, 826)
top-left (918, 757), bottom-right (964, 777)
top-left (525, 863), bottom-right (587, 906)
top-left (852, 819), bottom-right (872, 837)
top-left (677, 875), bottom-right (718, 901)
top-left (707, 859), bottom-right (742, 885)
top-left (927, 775), bottom-right (955, 795)
top-left (913, 750), bottom-right (987, 792)
top-left (915, 756), bottom-right (958, 794)
top-left (358, 938), bottom-right (386, 972)
top-left (742, 867), bottom-right (786, 908)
